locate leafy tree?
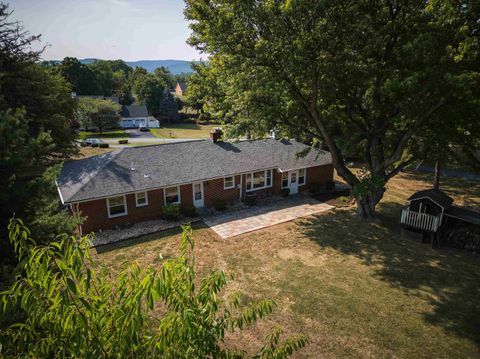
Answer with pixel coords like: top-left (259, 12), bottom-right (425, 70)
top-left (58, 57), bottom-right (100, 95)
top-left (116, 82), bottom-right (135, 105)
top-left (175, 95), bottom-right (185, 111)
top-left (185, 0), bottom-right (480, 219)
top-left (75, 97), bottom-right (121, 133)
top-left (131, 66), bottom-right (148, 82)
top-left (0, 3), bottom-right (78, 261)
top-left (92, 101), bottom-right (121, 134)
top-left (154, 66), bottom-right (175, 89)
top-left (133, 73), bottom-right (165, 117)
top-left (89, 59), bottom-right (133, 97)
top-left (158, 88), bottom-right (179, 123)
top-left (185, 62), bottom-right (218, 116)
top-left (1, 220), bottom-right (308, 358)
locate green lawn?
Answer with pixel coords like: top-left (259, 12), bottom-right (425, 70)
top-left (93, 171), bottom-right (480, 358)
top-left (150, 123), bottom-right (217, 139)
top-left (78, 130), bottom-right (128, 139)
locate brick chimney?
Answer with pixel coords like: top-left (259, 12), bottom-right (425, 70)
top-left (210, 127), bottom-right (223, 143)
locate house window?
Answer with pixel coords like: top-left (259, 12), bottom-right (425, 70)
top-left (224, 176), bottom-right (235, 189)
top-left (298, 168), bottom-right (306, 185)
top-left (282, 172), bottom-right (289, 188)
top-left (246, 169), bottom-right (273, 192)
top-left (107, 195), bottom-right (127, 218)
top-left (164, 186), bottom-right (180, 204)
top-left (135, 191), bottom-right (148, 207)
top-left (253, 171), bottom-right (265, 189)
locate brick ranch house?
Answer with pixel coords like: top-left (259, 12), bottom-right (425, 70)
top-left (56, 132), bottom-right (333, 234)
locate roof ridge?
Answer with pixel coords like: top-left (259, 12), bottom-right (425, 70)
top-left (66, 150), bottom-right (122, 202)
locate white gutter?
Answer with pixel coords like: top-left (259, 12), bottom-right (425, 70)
top-left (55, 180), bottom-right (65, 205)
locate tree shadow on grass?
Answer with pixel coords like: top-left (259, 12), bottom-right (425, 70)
top-left (298, 207), bottom-right (480, 344)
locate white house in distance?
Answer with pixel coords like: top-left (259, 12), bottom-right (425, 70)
top-left (119, 105), bottom-right (160, 129)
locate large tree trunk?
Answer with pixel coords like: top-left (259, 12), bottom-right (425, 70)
top-left (354, 187), bottom-right (385, 220)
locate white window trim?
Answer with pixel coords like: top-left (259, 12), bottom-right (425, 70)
top-left (135, 191), bottom-right (149, 207)
top-left (164, 186), bottom-right (181, 205)
top-left (281, 172), bottom-right (289, 189)
top-left (107, 195), bottom-right (128, 219)
top-left (224, 176), bottom-right (235, 190)
top-left (298, 168), bottom-right (306, 186)
top-left (192, 182), bottom-right (204, 203)
top-left (246, 169), bottom-right (273, 192)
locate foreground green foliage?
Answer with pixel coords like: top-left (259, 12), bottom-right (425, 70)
top-left (0, 220), bottom-right (308, 358)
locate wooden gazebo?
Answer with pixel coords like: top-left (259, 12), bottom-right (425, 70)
top-left (400, 189), bottom-right (480, 234)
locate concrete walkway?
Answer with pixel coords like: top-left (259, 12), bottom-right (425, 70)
top-left (204, 196), bottom-right (333, 239)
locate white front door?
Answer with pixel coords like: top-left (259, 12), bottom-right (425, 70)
top-left (289, 171), bottom-right (299, 194)
top-left (192, 182), bottom-right (204, 207)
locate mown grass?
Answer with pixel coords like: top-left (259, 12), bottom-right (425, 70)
top-left (93, 171), bottom-right (480, 358)
top-left (150, 123), bottom-right (217, 139)
top-left (78, 130), bottom-right (128, 139)
top-left (73, 146), bottom-right (114, 159)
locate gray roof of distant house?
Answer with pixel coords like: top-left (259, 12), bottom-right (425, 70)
top-left (57, 139), bottom-right (332, 204)
top-left (121, 105), bottom-right (148, 118)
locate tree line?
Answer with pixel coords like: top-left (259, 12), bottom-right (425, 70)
top-left (43, 57), bottom-right (188, 119)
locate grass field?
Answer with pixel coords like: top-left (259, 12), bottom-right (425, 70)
top-left (78, 130), bottom-right (127, 139)
top-left (93, 171), bottom-right (480, 358)
top-left (72, 146), bottom-right (114, 159)
top-left (150, 123), bottom-right (217, 139)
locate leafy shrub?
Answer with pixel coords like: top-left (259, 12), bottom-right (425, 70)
top-left (197, 112), bottom-right (210, 124)
top-left (99, 143), bottom-right (109, 148)
top-left (118, 139), bottom-right (128, 144)
top-left (180, 204), bottom-right (197, 217)
top-left (0, 219), bottom-right (308, 357)
top-left (281, 188), bottom-right (290, 197)
top-left (213, 199), bottom-right (227, 211)
top-left (162, 203), bottom-right (181, 220)
top-left (243, 194), bottom-right (257, 206)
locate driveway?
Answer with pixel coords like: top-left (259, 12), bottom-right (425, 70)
top-left (204, 196), bottom-right (333, 239)
top-left (125, 128), bottom-right (156, 138)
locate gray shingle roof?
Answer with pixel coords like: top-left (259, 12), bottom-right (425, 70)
top-left (408, 189), bottom-right (454, 209)
top-left (121, 105), bottom-right (148, 118)
top-left (57, 139), bottom-right (332, 204)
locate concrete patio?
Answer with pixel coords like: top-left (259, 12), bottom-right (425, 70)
top-left (203, 195), bottom-right (334, 239)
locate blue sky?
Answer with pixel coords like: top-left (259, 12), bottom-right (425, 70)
top-left (10, 0), bottom-right (203, 61)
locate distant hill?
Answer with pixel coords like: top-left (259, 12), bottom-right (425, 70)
top-left (78, 58), bottom-right (199, 74)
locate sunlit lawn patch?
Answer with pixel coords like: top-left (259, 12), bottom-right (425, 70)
top-left (93, 171), bottom-right (480, 358)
